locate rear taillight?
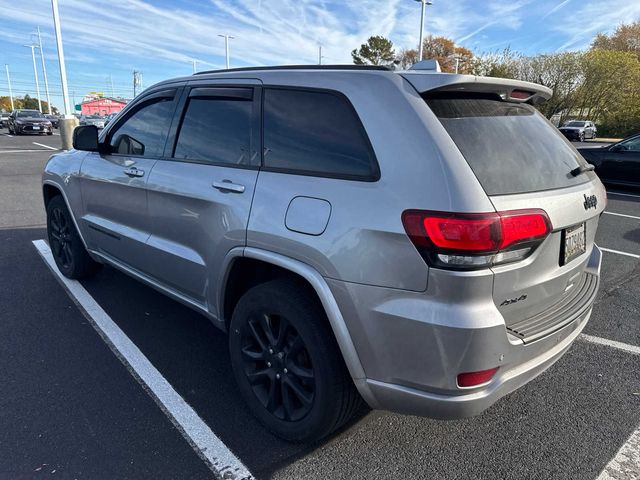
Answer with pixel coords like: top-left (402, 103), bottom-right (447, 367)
top-left (457, 367), bottom-right (499, 388)
top-left (402, 209), bottom-right (551, 270)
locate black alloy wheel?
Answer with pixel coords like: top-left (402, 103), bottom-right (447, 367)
top-left (241, 312), bottom-right (315, 422)
top-left (49, 204), bottom-right (74, 271)
top-left (46, 195), bottom-right (101, 279)
top-left (229, 279), bottom-right (363, 442)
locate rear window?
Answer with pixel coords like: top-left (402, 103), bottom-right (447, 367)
top-left (425, 94), bottom-right (590, 195)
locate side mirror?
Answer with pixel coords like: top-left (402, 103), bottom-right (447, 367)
top-left (72, 125), bottom-right (99, 151)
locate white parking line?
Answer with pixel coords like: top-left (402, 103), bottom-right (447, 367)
top-left (32, 142), bottom-right (58, 151)
top-left (600, 247), bottom-right (640, 259)
top-left (0, 149), bottom-right (55, 154)
top-left (32, 240), bottom-right (254, 480)
top-left (580, 334), bottom-right (640, 355)
top-left (603, 211), bottom-right (640, 221)
top-left (608, 191), bottom-right (640, 199)
top-left (0, 132), bottom-right (13, 137)
top-left (598, 426), bottom-right (640, 480)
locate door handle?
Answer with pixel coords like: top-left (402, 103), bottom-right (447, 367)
top-left (213, 180), bottom-right (245, 193)
top-left (124, 167), bottom-right (145, 177)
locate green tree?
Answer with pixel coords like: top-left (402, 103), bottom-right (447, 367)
top-left (351, 35), bottom-right (396, 66)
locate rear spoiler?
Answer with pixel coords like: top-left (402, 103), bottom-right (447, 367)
top-left (400, 72), bottom-right (553, 104)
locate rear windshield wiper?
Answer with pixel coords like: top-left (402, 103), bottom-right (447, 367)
top-left (570, 164), bottom-right (595, 177)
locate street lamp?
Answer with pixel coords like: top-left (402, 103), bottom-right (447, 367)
top-left (24, 44), bottom-right (43, 112)
top-left (218, 34), bottom-right (235, 69)
top-left (414, 0), bottom-right (433, 62)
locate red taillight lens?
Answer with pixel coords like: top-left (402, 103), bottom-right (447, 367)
top-left (402, 209), bottom-right (551, 270)
top-left (423, 216), bottom-right (498, 251)
top-left (510, 89), bottom-right (533, 100)
top-left (457, 367), bottom-right (499, 387)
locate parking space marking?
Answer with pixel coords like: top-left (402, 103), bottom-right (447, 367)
top-left (32, 240), bottom-right (254, 480)
top-left (580, 334), bottom-right (640, 355)
top-left (600, 247), bottom-right (640, 259)
top-left (608, 191), bottom-right (640, 199)
top-left (32, 142), bottom-right (58, 151)
top-left (598, 425), bottom-right (640, 480)
top-left (603, 211), bottom-right (640, 221)
top-left (0, 149), bottom-right (55, 154)
top-left (0, 133), bottom-right (13, 137)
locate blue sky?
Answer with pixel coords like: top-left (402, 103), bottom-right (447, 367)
top-left (1, 0), bottom-right (639, 112)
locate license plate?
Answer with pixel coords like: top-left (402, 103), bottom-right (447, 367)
top-left (32, 125), bottom-right (40, 130)
top-left (562, 223), bottom-right (586, 265)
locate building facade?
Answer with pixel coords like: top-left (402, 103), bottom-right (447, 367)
top-left (80, 97), bottom-right (127, 115)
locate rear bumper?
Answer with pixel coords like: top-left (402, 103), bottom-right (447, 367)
top-left (331, 244), bottom-right (602, 418)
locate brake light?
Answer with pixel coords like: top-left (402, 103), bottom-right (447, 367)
top-left (457, 367), bottom-right (499, 388)
top-left (510, 89), bottom-right (533, 100)
top-left (402, 209), bottom-right (551, 270)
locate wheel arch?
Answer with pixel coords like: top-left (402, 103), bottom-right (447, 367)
top-left (219, 247), bottom-right (377, 406)
top-left (42, 180), bottom-right (90, 250)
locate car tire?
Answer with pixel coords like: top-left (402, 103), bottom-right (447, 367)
top-left (47, 131), bottom-right (53, 136)
top-left (46, 195), bottom-right (101, 279)
top-left (579, 132), bottom-right (585, 142)
top-left (229, 278), bottom-right (363, 443)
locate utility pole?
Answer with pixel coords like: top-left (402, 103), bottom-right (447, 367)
top-left (5, 65), bottom-right (14, 111)
top-left (109, 74), bottom-right (115, 97)
top-left (192, 59), bottom-right (197, 73)
top-left (24, 44), bottom-right (43, 112)
top-left (415, 0), bottom-right (433, 61)
top-left (318, 45), bottom-right (323, 65)
top-left (218, 34), bottom-right (234, 69)
top-left (133, 70), bottom-right (142, 97)
top-left (36, 26), bottom-right (52, 114)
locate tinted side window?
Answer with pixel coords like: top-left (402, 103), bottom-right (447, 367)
top-left (263, 89), bottom-right (377, 179)
top-left (174, 97), bottom-right (252, 166)
top-left (109, 98), bottom-right (175, 157)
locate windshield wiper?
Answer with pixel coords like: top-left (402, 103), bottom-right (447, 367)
top-left (570, 164), bottom-right (595, 177)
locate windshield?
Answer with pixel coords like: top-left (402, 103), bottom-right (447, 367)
top-left (565, 121), bottom-right (585, 127)
top-left (424, 94), bottom-right (591, 195)
top-left (17, 111), bottom-right (44, 118)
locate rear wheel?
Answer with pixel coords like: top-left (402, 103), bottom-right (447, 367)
top-left (46, 195), bottom-right (101, 279)
top-left (229, 279), bottom-right (362, 442)
top-left (579, 132), bottom-right (585, 142)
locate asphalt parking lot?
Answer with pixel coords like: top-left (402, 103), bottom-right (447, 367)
top-left (0, 130), bottom-right (638, 480)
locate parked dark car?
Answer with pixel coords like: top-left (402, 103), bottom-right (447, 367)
top-left (7, 109), bottom-right (53, 135)
top-left (559, 120), bottom-right (597, 142)
top-left (45, 114), bottom-right (60, 128)
top-left (579, 134), bottom-right (640, 187)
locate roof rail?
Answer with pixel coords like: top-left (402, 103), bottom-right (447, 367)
top-left (193, 64), bottom-right (393, 75)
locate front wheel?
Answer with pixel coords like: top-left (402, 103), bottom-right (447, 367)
top-left (579, 132), bottom-right (585, 142)
top-left (229, 279), bottom-right (363, 442)
top-left (46, 195), bottom-right (101, 279)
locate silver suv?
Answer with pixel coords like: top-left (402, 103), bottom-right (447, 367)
top-left (42, 65), bottom-right (605, 442)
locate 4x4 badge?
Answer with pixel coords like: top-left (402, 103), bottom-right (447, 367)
top-left (583, 194), bottom-right (597, 210)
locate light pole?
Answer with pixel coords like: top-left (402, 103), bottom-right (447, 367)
top-left (415, 0), bottom-right (433, 61)
top-left (36, 27), bottom-right (52, 114)
top-left (51, 0), bottom-right (77, 150)
top-left (192, 59), bottom-right (197, 73)
top-left (51, 0), bottom-right (72, 117)
top-left (24, 44), bottom-right (43, 112)
top-left (5, 65), bottom-right (14, 111)
top-left (218, 34), bottom-right (234, 69)
top-left (318, 45), bottom-right (323, 65)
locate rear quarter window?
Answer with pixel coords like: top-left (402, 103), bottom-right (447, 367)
top-left (425, 94), bottom-right (592, 195)
top-left (263, 88), bottom-right (379, 180)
